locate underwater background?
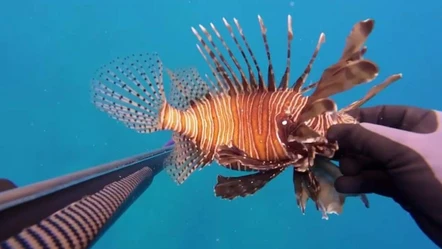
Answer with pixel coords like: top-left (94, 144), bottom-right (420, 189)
top-left (1, 0), bottom-right (441, 248)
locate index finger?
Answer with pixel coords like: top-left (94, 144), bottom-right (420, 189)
top-left (346, 105), bottom-right (437, 133)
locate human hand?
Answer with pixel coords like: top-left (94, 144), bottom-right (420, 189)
top-left (326, 105), bottom-right (442, 248)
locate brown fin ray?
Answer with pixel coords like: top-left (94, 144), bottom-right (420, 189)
top-left (257, 15), bottom-right (276, 91)
top-left (300, 81), bottom-right (318, 94)
top-left (294, 157), bottom-right (369, 219)
top-left (305, 19), bottom-right (378, 103)
top-left (222, 18), bottom-right (259, 90)
top-left (287, 127), bottom-right (338, 164)
top-left (288, 124), bottom-right (322, 144)
top-left (349, 46), bottom-right (368, 61)
top-left (216, 144), bottom-right (294, 170)
top-left (278, 15), bottom-right (294, 90)
top-left (341, 73), bottom-right (403, 112)
top-left (193, 25), bottom-right (242, 96)
top-left (164, 133), bottom-right (211, 184)
top-left (193, 15), bottom-right (307, 94)
top-left (167, 67), bottom-right (215, 110)
top-left (193, 16), bottom-right (271, 94)
top-left (224, 162), bottom-right (256, 172)
top-left (214, 168), bottom-right (286, 200)
top-left (232, 18), bottom-right (266, 91)
top-left (194, 43), bottom-right (231, 94)
top-left (341, 19), bottom-right (375, 61)
top-left (294, 170), bottom-right (321, 201)
top-left (284, 98), bottom-right (338, 160)
top-left (293, 171), bottom-right (309, 214)
top-left (278, 98), bottom-right (337, 146)
top-left (208, 23), bottom-right (251, 93)
top-left (297, 98), bottom-right (337, 125)
top-left (293, 33), bottom-right (326, 92)
top-left (309, 59), bottom-right (379, 102)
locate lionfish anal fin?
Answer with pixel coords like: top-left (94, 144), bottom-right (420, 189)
top-left (214, 168), bottom-right (286, 200)
top-left (164, 133), bottom-right (211, 185)
top-left (216, 144), bottom-right (294, 170)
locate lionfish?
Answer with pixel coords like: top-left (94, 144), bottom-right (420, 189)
top-left (91, 15), bottom-right (402, 219)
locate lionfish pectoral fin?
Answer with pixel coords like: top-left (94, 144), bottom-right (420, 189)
top-left (293, 130), bottom-right (338, 160)
top-left (316, 158), bottom-right (370, 207)
top-left (216, 144), bottom-right (293, 170)
top-left (314, 142), bottom-right (338, 158)
top-left (289, 124), bottom-right (324, 144)
top-left (310, 59), bottom-right (380, 102)
top-left (341, 19), bottom-right (374, 61)
top-left (296, 23), bottom-right (384, 94)
top-left (164, 133), bottom-right (211, 185)
top-left (294, 170), bottom-right (321, 201)
top-left (293, 169), bottom-right (310, 214)
top-left (349, 46), bottom-right (368, 61)
top-left (340, 73), bottom-right (403, 112)
top-left (216, 144), bottom-right (250, 165)
top-left (311, 157), bottom-right (370, 218)
top-left (214, 168), bottom-right (286, 200)
top-left (297, 98), bottom-right (337, 125)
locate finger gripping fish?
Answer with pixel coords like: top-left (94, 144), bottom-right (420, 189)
top-left (91, 15), bottom-right (401, 219)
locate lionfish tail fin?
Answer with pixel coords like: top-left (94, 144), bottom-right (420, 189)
top-left (91, 52), bottom-right (168, 134)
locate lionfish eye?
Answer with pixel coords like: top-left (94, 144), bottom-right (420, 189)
top-left (281, 120), bottom-right (288, 126)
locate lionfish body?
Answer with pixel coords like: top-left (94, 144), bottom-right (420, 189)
top-left (92, 15), bottom-right (401, 219)
top-left (160, 91), bottom-right (355, 167)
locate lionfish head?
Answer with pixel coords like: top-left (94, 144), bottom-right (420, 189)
top-left (276, 109), bottom-right (339, 171)
top-left (274, 17), bottom-right (402, 171)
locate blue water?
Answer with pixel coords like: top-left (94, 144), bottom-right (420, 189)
top-left (1, 0), bottom-right (441, 248)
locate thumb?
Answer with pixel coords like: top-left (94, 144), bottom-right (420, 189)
top-left (327, 123), bottom-right (411, 165)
